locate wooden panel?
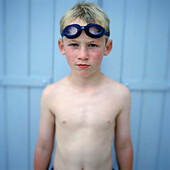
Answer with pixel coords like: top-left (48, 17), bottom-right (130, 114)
top-left (124, 80), bottom-right (169, 91)
top-left (157, 92), bottom-right (170, 169)
top-left (30, 88), bottom-right (43, 169)
top-left (0, 88), bottom-right (6, 170)
top-left (102, 0), bottom-right (125, 81)
top-left (122, 0), bottom-right (148, 80)
top-left (0, 0), bottom-right (3, 76)
top-left (0, 1), bottom-right (6, 169)
top-left (130, 91), bottom-right (142, 169)
top-left (6, 87), bottom-right (29, 170)
top-left (137, 92), bottom-right (163, 170)
top-left (0, 76), bottom-right (51, 87)
top-left (5, 0), bottom-right (29, 76)
top-left (144, 0), bottom-right (169, 80)
top-left (30, 0), bottom-right (54, 77)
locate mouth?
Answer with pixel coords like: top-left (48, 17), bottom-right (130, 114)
top-left (77, 64), bottom-right (90, 69)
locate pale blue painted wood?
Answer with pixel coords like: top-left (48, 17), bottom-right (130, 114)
top-left (5, 0), bottom-right (29, 76)
top-left (30, 88), bottom-right (43, 169)
top-left (0, 0), bottom-right (6, 169)
top-left (6, 88), bottom-right (29, 170)
top-left (137, 92), bottom-right (164, 170)
top-left (102, 0), bottom-right (125, 81)
top-left (0, 88), bottom-right (6, 170)
top-left (0, 0), bottom-right (3, 76)
top-left (122, 0), bottom-right (148, 80)
top-left (144, 0), bottom-right (169, 81)
top-left (130, 92), bottom-right (143, 170)
top-left (30, 0), bottom-right (54, 77)
top-left (157, 92), bottom-right (170, 169)
top-left (1, 76), bottom-right (51, 87)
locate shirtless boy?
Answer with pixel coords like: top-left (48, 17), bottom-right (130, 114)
top-left (34, 2), bottom-right (133, 170)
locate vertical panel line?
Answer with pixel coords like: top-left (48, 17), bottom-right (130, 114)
top-left (143, 0), bottom-right (151, 80)
top-left (135, 91), bottom-right (144, 170)
top-left (3, 0), bottom-right (6, 75)
top-left (3, 0), bottom-right (8, 169)
top-left (27, 89), bottom-right (31, 170)
top-left (164, 27), bottom-right (170, 80)
top-left (119, 0), bottom-right (127, 83)
top-left (51, 0), bottom-right (56, 84)
top-left (27, 0), bottom-right (31, 169)
top-left (4, 87), bottom-right (8, 170)
top-left (28, 0), bottom-right (31, 77)
top-left (155, 92), bottom-right (166, 169)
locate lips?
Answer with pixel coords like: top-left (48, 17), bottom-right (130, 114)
top-left (77, 64), bottom-right (90, 69)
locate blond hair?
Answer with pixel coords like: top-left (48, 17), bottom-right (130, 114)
top-left (60, 2), bottom-right (110, 37)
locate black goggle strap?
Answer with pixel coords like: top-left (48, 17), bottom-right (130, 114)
top-left (61, 24), bottom-right (110, 38)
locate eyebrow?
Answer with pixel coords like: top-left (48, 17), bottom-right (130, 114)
top-left (67, 39), bottom-right (78, 43)
top-left (65, 37), bottom-right (102, 45)
top-left (68, 39), bottom-right (99, 43)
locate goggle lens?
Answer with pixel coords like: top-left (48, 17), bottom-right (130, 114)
top-left (65, 26), bottom-right (78, 35)
top-left (61, 24), bottom-right (109, 39)
top-left (89, 25), bottom-right (103, 35)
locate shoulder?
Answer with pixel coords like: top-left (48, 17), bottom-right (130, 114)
top-left (112, 81), bottom-right (131, 112)
top-left (114, 81), bottom-right (131, 100)
top-left (41, 80), bottom-right (63, 102)
top-left (104, 76), bottom-right (130, 96)
top-left (103, 76), bottom-right (131, 107)
top-left (41, 77), bottom-right (69, 101)
top-left (41, 83), bottom-right (56, 99)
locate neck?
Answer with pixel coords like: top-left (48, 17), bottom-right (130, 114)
top-left (67, 70), bottom-right (104, 89)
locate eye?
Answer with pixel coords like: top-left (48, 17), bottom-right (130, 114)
top-left (69, 43), bottom-right (79, 47)
top-left (89, 44), bottom-right (98, 47)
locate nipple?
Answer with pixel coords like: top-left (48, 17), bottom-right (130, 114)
top-left (62, 120), bottom-right (67, 124)
top-left (107, 120), bottom-right (111, 124)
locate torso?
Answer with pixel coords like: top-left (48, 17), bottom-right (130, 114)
top-left (48, 75), bottom-right (123, 170)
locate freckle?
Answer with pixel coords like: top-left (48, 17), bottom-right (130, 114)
top-left (107, 120), bottom-right (111, 124)
top-left (62, 120), bottom-right (67, 124)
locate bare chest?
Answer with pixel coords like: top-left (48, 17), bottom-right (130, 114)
top-left (51, 92), bottom-right (120, 129)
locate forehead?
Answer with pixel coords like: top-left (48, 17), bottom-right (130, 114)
top-left (66, 18), bottom-right (88, 27)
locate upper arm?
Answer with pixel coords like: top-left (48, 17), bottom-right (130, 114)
top-left (37, 86), bottom-right (55, 149)
top-left (115, 86), bottom-right (132, 148)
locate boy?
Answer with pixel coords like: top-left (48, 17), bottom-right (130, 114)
top-left (34, 2), bottom-right (133, 170)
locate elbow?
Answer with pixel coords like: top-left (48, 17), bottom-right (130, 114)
top-left (35, 137), bottom-right (54, 158)
top-left (36, 139), bottom-right (54, 154)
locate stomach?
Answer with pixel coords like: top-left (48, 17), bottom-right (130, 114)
top-left (54, 127), bottom-right (114, 170)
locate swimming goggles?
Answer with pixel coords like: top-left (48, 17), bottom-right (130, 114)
top-left (61, 23), bottom-right (110, 39)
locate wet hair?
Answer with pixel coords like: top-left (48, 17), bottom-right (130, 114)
top-left (60, 2), bottom-right (110, 40)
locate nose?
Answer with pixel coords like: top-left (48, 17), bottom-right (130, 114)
top-left (78, 46), bottom-right (89, 60)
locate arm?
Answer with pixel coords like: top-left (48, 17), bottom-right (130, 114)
top-left (115, 87), bottom-right (133, 170)
top-left (34, 87), bottom-right (55, 170)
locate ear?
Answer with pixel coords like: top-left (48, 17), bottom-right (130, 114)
top-left (104, 39), bottom-right (112, 56)
top-left (58, 38), bottom-right (65, 55)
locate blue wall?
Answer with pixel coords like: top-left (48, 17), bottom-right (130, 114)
top-left (0, 0), bottom-right (170, 170)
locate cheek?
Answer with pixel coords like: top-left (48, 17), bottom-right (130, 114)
top-left (91, 51), bottom-right (104, 65)
top-left (66, 53), bottom-right (75, 66)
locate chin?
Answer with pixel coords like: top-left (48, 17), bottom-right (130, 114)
top-left (78, 72), bottom-right (91, 77)
top-left (77, 70), bottom-right (98, 78)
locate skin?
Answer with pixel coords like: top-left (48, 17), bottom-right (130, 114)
top-left (34, 19), bottom-right (133, 170)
